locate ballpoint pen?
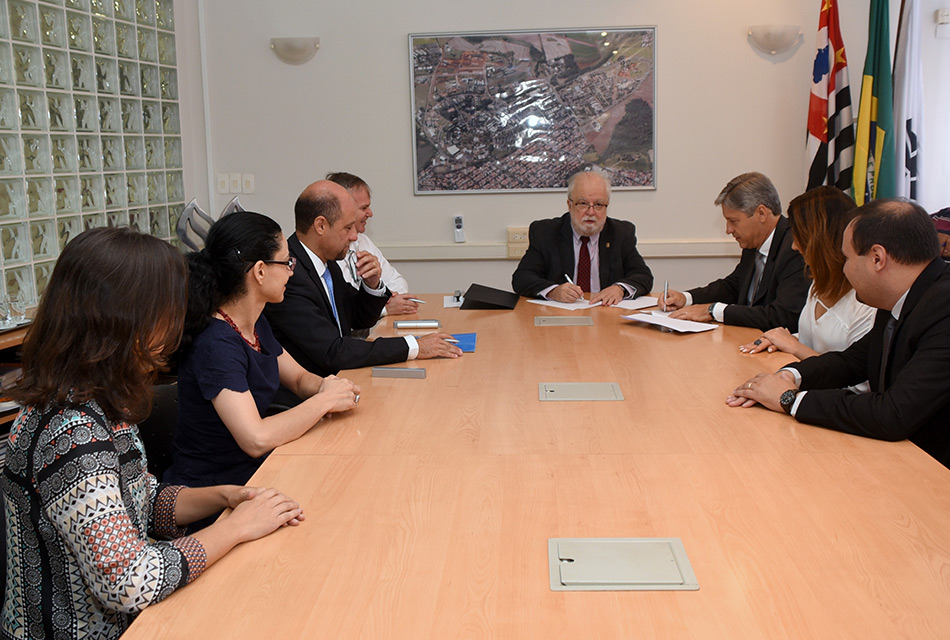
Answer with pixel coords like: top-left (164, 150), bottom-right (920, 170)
top-left (563, 274), bottom-right (583, 303)
top-left (663, 280), bottom-right (668, 311)
top-left (408, 298), bottom-right (426, 304)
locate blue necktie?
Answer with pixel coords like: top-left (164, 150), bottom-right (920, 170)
top-left (321, 266), bottom-right (342, 335)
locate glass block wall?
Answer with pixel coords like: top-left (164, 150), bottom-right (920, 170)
top-left (0, 0), bottom-right (182, 304)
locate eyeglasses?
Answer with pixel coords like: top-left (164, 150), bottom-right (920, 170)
top-left (344, 248), bottom-right (363, 288)
top-left (262, 257), bottom-right (297, 272)
top-left (569, 199), bottom-right (608, 213)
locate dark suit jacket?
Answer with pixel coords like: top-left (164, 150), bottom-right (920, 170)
top-left (687, 215), bottom-right (809, 332)
top-left (264, 233), bottom-right (407, 378)
top-left (511, 213), bottom-right (653, 298)
top-left (789, 258), bottom-right (950, 468)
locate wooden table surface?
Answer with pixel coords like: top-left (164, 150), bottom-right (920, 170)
top-left (125, 294), bottom-right (950, 639)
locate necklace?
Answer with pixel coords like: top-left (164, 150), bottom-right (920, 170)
top-left (216, 308), bottom-right (261, 352)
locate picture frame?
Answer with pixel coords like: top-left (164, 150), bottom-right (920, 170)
top-left (410, 27), bottom-right (656, 194)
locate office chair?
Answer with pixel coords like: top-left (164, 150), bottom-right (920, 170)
top-left (175, 199), bottom-right (216, 251)
top-left (220, 196), bottom-right (246, 217)
top-left (137, 384), bottom-right (179, 481)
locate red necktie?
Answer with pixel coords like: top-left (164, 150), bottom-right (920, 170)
top-left (577, 236), bottom-right (591, 293)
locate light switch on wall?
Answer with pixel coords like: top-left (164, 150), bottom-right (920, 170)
top-left (229, 173), bottom-right (242, 194)
top-left (216, 173), bottom-right (229, 194)
top-left (242, 174), bottom-right (255, 194)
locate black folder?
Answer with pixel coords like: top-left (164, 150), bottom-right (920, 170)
top-left (460, 284), bottom-right (519, 310)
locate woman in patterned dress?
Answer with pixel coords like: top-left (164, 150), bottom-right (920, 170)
top-left (1, 227), bottom-right (306, 640)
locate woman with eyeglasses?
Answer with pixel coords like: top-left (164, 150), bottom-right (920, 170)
top-left (2, 228), bottom-right (305, 639)
top-left (165, 212), bottom-right (359, 494)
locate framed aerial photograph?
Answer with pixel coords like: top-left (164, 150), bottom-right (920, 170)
top-left (410, 27), bottom-right (656, 194)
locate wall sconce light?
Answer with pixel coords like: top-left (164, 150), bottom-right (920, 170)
top-left (269, 37), bottom-right (321, 65)
top-left (747, 25), bottom-right (802, 56)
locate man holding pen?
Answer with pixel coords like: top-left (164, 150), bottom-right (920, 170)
top-left (662, 172), bottom-right (808, 331)
top-left (511, 170), bottom-right (653, 306)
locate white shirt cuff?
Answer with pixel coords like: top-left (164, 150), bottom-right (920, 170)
top-left (683, 291), bottom-right (694, 306)
top-left (711, 302), bottom-right (726, 323)
top-left (405, 335), bottom-right (419, 359)
top-left (780, 367), bottom-right (803, 387)
top-left (616, 283), bottom-right (635, 299)
top-left (790, 390), bottom-right (806, 416)
top-left (539, 284), bottom-right (557, 299)
top-left (363, 280), bottom-right (388, 296)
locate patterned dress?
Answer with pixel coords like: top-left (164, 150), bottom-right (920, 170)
top-left (1, 401), bottom-right (207, 639)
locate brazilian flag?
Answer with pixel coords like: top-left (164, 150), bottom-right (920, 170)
top-left (853, 0), bottom-right (896, 205)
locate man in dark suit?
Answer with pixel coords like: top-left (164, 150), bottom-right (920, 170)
top-left (664, 172), bottom-right (809, 331)
top-left (729, 199), bottom-right (950, 468)
top-left (264, 180), bottom-right (461, 379)
top-left (511, 171), bottom-right (653, 306)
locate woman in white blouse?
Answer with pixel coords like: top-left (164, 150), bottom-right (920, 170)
top-left (739, 187), bottom-right (875, 372)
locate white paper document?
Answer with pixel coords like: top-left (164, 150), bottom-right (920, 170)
top-left (526, 299), bottom-right (604, 311)
top-left (612, 297), bottom-right (658, 311)
top-left (621, 313), bottom-right (718, 333)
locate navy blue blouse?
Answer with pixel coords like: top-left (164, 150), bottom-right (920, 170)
top-left (166, 316), bottom-right (283, 487)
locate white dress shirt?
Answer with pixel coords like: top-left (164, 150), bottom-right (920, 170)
top-left (338, 233), bottom-right (410, 317)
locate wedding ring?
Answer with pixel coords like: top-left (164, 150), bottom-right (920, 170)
top-left (354, 394), bottom-right (360, 404)
top-left (753, 339), bottom-right (762, 346)
top-left (746, 382), bottom-right (753, 389)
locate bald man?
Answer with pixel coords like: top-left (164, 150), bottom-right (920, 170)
top-left (264, 181), bottom-right (461, 382)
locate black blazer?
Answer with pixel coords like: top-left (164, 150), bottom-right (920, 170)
top-left (687, 215), bottom-right (809, 331)
top-left (790, 258), bottom-right (950, 468)
top-left (511, 213), bottom-right (653, 298)
top-left (264, 233), bottom-right (407, 378)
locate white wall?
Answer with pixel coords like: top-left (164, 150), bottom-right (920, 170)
top-left (174, 0), bottom-right (950, 293)
top-left (918, 0), bottom-right (950, 213)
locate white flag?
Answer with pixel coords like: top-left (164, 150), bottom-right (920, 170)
top-left (893, 0), bottom-right (924, 201)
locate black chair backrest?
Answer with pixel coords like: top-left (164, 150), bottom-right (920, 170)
top-left (136, 384), bottom-right (178, 480)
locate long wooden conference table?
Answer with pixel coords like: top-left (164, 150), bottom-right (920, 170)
top-left (125, 294), bottom-right (950, 639)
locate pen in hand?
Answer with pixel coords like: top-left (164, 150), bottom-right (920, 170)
top-left (563, 274), bottom-right (584, 303)
top-left (662, 280), bottom-right (669, 312)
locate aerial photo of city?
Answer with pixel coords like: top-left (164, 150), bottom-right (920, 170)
top-left (411, 28), bottom-right (655, 193)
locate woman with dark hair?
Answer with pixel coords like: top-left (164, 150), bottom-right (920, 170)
top-left (165, 212), bottom-right (358, 490)
top-left (2, 227), bottom-right (305, 639)
top-left (740, 187), bottom-right (875, 366)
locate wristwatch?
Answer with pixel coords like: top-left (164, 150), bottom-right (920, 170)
top-left (707, 302), bottom-right (717, 319)
top-left (779, 389), bottom-right (799, 415)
